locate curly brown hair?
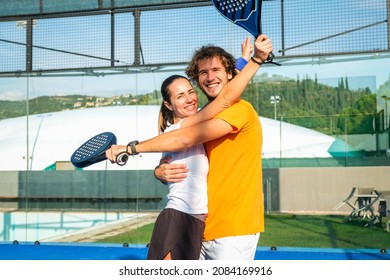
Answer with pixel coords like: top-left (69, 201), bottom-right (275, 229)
top-left (185, 45), bottom-right (237, 86)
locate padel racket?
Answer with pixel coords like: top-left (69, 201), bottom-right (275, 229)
top-left (211, 0), bottom-right (279, 65)
top-left (70, 132), bottom-right (128, 168)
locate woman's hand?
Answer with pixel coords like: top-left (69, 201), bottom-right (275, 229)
top-left (241, 36), bottom-right (254, 61)
top-left (106, 145), bottom-right (127, 163)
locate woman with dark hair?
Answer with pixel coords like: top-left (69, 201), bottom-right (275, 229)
top-left (147, 74), bottom-right (208, 260)
top-left (147, 39), bottom-right (255, 259)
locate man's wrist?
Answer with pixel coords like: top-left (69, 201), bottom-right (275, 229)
top-left (250, 56), bottom-right (264, 66)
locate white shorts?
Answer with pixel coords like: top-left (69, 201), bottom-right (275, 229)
top-left (199, 233), bottom-right (260, 260)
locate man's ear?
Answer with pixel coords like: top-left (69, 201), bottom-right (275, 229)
top-left (227, 72), bottom-right (233, 81)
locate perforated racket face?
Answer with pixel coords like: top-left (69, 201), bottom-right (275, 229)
top-left (212, 0), bottom-right (260, 37)
top-left (71, 132), bottom-right (116, 168)
top-left (213, 0), bottom-right (278, 65)
top-left (213, 0), bottom-right (257, 21)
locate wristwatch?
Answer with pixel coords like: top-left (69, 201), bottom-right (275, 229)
top-left (127, 140), bottom-right (139, 155)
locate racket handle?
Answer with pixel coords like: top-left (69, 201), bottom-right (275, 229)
top-left (117, 152), bottom-right (129, 166)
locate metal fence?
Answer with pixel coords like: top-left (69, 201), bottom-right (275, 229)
top-left (0, 0), bottom-right (389, 75)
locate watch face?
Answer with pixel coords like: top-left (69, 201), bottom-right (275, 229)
top-left (129, 141), bottom-right (139, 155)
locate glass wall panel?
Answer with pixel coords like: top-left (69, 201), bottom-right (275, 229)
top-left (1, 55), bottom-right (390, 243)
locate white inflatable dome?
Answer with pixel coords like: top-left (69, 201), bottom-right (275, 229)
top-left (0, 105), bottom-right (336, 170)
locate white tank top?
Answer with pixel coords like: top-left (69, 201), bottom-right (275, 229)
top-left (163, 119), bottom-right (208, 214)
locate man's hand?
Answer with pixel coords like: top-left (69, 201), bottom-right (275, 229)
top-left (154, 156), bottom-right (188, 184)
top-left (253, 34), bottom-right (273, 63)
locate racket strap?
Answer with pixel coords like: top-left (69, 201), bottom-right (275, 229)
top-left (250, 56), bottom-right (264, 65)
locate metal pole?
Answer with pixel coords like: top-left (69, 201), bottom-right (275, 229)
top-left (26, 19), bottom-right (33, 72)
top-left (280, 0), bottom-right (285, 56)
top-left (110, 10), bottom-right (115, 67)
top-left (274, 98), bottom-right (277, 120)
top-left (387, 0), bottom-right (390, 50)
top-left (266, 177), bottom-right (272, 214)
top-left (270, 95), bottom-right (280, 120)
top-left (386, 99), bottom-right (388, 129)
top-left (133, 10), bottom-right (141, 66)
top-left (280, 114), bottom-right (283, 167)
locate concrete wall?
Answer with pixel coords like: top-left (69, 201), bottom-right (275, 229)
top-left (0, 171), bottom-right (19, 209)
top-left (275, 166), bottom-right (390, 213)
top-left (0, 170), bottom-right (168, 211)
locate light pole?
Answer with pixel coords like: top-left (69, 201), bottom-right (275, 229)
top-left (382, 95), bottom-right (390, 129)
top-left (382, 95), bottom-right (390, 151)
top-left (270, 95), bottom-right (280, 120)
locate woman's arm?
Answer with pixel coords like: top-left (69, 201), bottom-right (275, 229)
top-left (235, 36), bottom-right (253, 72)
top-left (181, 34), bottom-right (273, 129)
top-left (105, 118), bottom-right (233, 163)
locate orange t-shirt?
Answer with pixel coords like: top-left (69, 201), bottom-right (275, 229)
top-left (203, 100), bottom-right (264, 241)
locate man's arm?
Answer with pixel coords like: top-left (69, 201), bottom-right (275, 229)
top-left (178, 35), bottom-right (272, 129)
top-left (106, 118), bottom-right (233, 163)
top-left (154, 37), bottom-right (257, 184)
